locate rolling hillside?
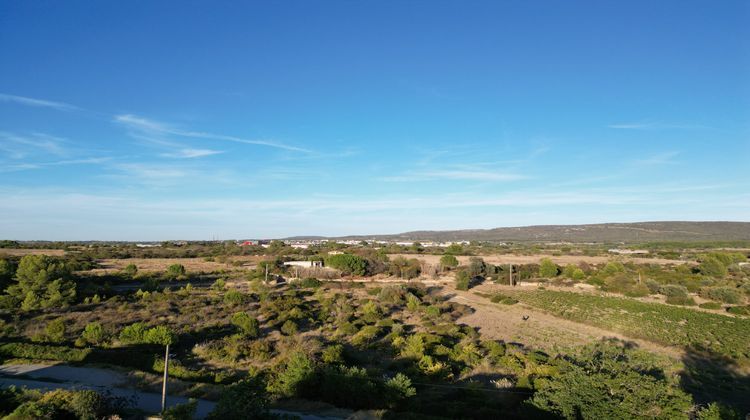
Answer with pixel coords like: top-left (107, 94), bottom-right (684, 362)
top-left (328, 221), bottom-right (750, 243)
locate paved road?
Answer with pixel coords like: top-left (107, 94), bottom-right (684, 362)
top-left (0, 363), bottom-right (341, 419)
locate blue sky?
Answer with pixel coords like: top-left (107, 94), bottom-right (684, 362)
top-left (1, 1), bottom-right (748, 240)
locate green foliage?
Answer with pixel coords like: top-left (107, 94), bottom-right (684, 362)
top-left (80, 322), bottom-right (106, 346)
top-left (660, 284), bottom-right (695, 306)
top-left (223, 289), bottom-right (246, 306)
top-left (143, 325), bottom-right (178, 345)
top-left (699, 287), bottom-right (742, 304)
top-left (0, 342), bottom-right (90, 361)
top-left (44, 318), bottom-right (66, 343)
top-left (489, 293), bottom-right (518, 305)
top-left (601, 261), bottom-right (625, 277)
top-left (439, 254), bottom-right (459, 270)
top-left (231, 312), bottom-right (259, 338)
top-left (699, 256), bottom-right (728, 278)
top-left (360, 301), bottom-right (382, 324)
top-left (207, 377), bottom-right (271, 419)
top-left (122, 263), bottom-right (138, 277)
top-left (268, 351), bottom-right (315, 398)
top-left (3, 389), bottom-right (119, 420)
top-left (163, 399), bottom-right (197, 420)
top-left (322, 344), bottom-right (344, 364)
top-left (0, 258), bottom-right (14, 290)
top-left (727, 305), bottom-right (750, 316)
top-left (166, 263), bottom-right (187, 279)
top-left (699, 302), bottom-right (722, 310)
top-left (530, 340), bottom-right (693, 419)
top-left (298, 277), bottom-right (322, 288)
top-left (351, 325), bottom-right (380, 347)
top-left (325, 254), bottom-right (367, 276)
top-left (455, 270), bottom-right (470, 291)
top-left (562, 264), bottom-right (585, 280)
top-left (388, 256), bottom-right (422, 279)
top-left (118, 322), bottom-right (148, 344)
top-left (539, 258), bottom-right (559, 278)
top-left (280, 319), bottom-right (298, 336)
top-left (6, 254), bottom-right (76, 310)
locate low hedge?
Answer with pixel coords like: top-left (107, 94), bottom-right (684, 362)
top-left (0, 342), bottom-right (91, 362)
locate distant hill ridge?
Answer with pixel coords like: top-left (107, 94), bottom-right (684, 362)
top-left (289, 221), bottom-right (750, 243)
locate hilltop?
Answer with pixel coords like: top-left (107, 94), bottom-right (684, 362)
top-left (322, 221), bottom-right (750, 243)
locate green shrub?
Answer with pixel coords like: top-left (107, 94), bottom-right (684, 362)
top-left (322, 344), bottom-right (344, 364)
top-left (223, 289), bottom-right (246, 306)
top-left (659, 284), bottom-right (694, 305)
top-left (231, 312), bottom-right (259, 338)
top-left (163, 399), bottom-right (197, 420)
top-left (489, 294), bottom-right (518, 305)
top-left (45, 318), bottom-right (66, 343)
top-left (530, 341), bottom-right (693, 419)
top-left (539, 258), bottom-right (558, 278)
top-left (0, 342), bottom-right (90, 361)
top-left (118, 322), bottom-right (148, 344)
top-left (122, 263), bottom-right (138, 277)
top-left (143, 325), bottom-right (178, 345)
top-left (267, 352), bottom-right (315, 398)
top-left (166, 263), bottom-right (186, 279)
top-left (80, 322), bottom-right (106, 346)
top-left (385, 373), bottom-right (416, 399)
top-left (645, 279), bottom-right (661, 294)
top-left (600, 262), bottom-right (625, 277)
top-left (699, 302), bottom-right (722, 310)
top-left (700, 287), bottom-right (742, 304)
top-left (298, 277), bottom-right (322, 288)
top-left (280, 320), bottom-right (298, 336)
top-left (727, 305), bottom-right (750, 316)
top-left (455, 271), bottom-right (470, 291)
top-left (207, 377), bottom-right (270, 419)
top-left (440, 255), bottom-right (459, 270)
top-left (325, 254), bottom-right (367, 276)
top-left (699, 256), bottom-right (728, 278)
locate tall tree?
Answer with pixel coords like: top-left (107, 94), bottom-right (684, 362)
top-left (6, 255), bottom-right (76, 310)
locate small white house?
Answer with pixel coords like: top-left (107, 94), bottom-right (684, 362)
top-left (284, 261), bottom-right (323, 268)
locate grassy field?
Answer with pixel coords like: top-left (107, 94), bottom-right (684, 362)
top-left (502, 289), bottom-right (750, 364)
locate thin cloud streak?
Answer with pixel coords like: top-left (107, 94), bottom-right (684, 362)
top-left (0, 132), bottom-right (68, 157)
top-left (0, 157), bottom-right (111, 172)
top-left (162, 148), bottom-right (224, 159)
top-left (607, 121), bottom-right (712, 130)
top-left (380, 170), bottom-right (527, 182)
top-left (0, 93), bottom-right (79, 111)
top-left (115, 114), bottom-right (312, 153)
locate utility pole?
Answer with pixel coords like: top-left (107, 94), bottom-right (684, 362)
top-left (264, 264), bottom-right (269, 285)
top-left (509, 264), bottom-right (513, 286)
top-left (161, 343), bottom-right (169, 414)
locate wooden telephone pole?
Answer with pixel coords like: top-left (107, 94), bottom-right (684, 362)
top-left (509, 264), bottom-right (513, 286)
top-left (161, 343), bottom-right (169, 414)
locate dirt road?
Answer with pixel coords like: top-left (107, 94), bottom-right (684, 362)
top-left (0, 363), bottom-right (340, 419)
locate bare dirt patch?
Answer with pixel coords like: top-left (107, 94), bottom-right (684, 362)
top-left (87, 256), bottom-right (264, 274)
top-left (0, 248), bottom-right (66, 257)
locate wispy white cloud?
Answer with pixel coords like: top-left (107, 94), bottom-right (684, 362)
top-left (0, 132), bottom-right (68, 157)
top-left (115, 114), bottom-right (311, 153)
top-left (0, 157), bottom-right (111, 173)
top-left (634, 151), bottom-right (680, 166)
top-left (380, 169), bottom-right (527, 182)
top-left (162, 148), bottom-right (224, 159)
top-left (608, 121), bottom-right (711, 130)
top-left (0, 93), bottom-right (79, 112)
